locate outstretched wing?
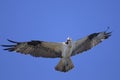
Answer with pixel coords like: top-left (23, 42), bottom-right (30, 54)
top-left (2, 40), bottom-right (63, 58)
top-left (71, 31), bottom-right (111, 56)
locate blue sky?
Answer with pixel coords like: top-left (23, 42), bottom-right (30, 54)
top-left (0, 0), bottom-right (120, 80)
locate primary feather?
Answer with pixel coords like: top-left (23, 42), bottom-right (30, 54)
top-left (1, 31), bottom-right (111, 72)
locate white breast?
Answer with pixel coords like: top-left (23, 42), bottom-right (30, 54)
top-left (62, 42), bottom-right (73, 58)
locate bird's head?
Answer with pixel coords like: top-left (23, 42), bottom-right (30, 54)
top-left (67, 37), bottom-right (72, 41)
top-left (65, 37), bottom-right (72, 44)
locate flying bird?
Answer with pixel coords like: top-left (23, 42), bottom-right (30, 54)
top-left (1, 30), bottom-right (111, 72)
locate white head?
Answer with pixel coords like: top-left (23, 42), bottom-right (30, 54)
top-left (65, 37), bottom-right (72, 44)
top-left (67, 37), bottom-right (72, 41)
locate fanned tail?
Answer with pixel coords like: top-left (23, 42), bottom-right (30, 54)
top-left (55, 58), bottom-right (74, 72)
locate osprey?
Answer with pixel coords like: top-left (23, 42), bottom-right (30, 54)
top-left (2, 30), bottom-right (111, 72)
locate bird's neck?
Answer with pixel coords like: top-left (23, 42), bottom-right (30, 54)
top-left (65, 40), bottom-right (72, 45)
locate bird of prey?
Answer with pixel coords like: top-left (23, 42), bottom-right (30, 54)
top-left (2, 30), bottom-right (111, 72)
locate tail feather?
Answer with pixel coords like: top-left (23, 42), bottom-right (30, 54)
top-left (55, 58), bottom-right (74, 72)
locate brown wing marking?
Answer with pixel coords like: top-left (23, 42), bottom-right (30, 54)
top-left (2, 40), bottom-right (63, 58)
top-left (71, 32), bottom-right (111, 56)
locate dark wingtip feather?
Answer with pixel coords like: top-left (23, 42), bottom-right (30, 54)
top-left (104, 32), bottom-right (112, 39)
top-left (1, 45), bottom-right (15, 47)
top-left (1, 39), bottom-right (17, 47)
top-left (104, 26), bottom-right (112, 39)
top-left (3, 48), bottom-right (15, 52)
top-left (7, 39), bottom-right (19, 43)
top-left (107, 32), bottom-right (112, 35)
top-left (1, 39), bottom-right (17, 51)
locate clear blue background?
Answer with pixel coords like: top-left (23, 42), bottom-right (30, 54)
top-left (0, 0), bottom-right (120, 80)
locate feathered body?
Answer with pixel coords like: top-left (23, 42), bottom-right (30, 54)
top-left (2, 31), bottom-right (111, 72)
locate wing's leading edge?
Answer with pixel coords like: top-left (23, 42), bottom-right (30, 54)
top-left (2, 39), bottom-right (63, 58)
top-left (72, 31), bottom-right (111, 56)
